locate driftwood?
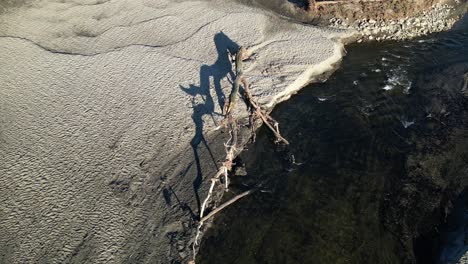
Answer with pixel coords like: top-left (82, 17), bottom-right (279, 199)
top-left (241, 78), bottom-right (289, 145)
top-left (191, 46), bottom-right (289, 263)
top-left (199, 189), bottom-right (256, 223)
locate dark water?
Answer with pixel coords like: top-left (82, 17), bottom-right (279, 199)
top-left (199, 17), bottom-right (468, 264)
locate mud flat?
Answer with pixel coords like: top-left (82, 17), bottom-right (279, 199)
top-left (0, 0), bottom-right (353, 263)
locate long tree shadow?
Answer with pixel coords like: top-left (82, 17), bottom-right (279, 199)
top-left (180, 32), bottom-right (240, 216)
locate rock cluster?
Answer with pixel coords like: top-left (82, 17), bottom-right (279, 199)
top-left (329, 3), bottom-right (459, 42)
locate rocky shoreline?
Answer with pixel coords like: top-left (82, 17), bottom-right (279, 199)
top-left (329, 3), bottom-right (464, 41)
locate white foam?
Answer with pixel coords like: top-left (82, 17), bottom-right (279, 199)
top-left (383, 66), bottom-right (412, 92)
top-left (383, 84), bottom-right (394, 91)
top-left (401, 120), bottom-right (415, 128)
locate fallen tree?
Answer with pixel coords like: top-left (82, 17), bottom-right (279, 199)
top-left (190, 46), bottom-right (289, 263)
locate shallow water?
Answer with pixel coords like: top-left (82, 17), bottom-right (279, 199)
top-left (198, 17), bottom-right (468, 264)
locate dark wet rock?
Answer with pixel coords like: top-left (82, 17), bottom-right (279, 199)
top-left (462, 73), bottom-right (468, 97)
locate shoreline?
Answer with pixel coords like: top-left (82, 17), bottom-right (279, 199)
top-left (264, 38), bottom-right (350, 109)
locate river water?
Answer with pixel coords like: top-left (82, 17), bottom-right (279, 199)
top-left (198, 16), bottom-right (468, 264)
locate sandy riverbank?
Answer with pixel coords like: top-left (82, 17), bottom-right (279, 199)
top-left (0, 0), bottom-right (353, 263)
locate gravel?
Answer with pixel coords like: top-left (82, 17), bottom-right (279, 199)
top-left (329, 3), bottom-right (461, 41)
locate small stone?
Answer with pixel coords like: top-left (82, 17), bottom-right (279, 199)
top-left (179, 251), bottom-right (188, 259)
top-left (235, 164), bottom-right (248, 176)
